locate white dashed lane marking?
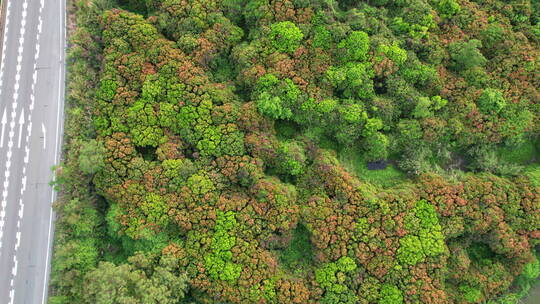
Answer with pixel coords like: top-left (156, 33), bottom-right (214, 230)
top-left (9, 0), bottom-right (46, 302)
top-left (0, 0), bottom-right (23, 253)
top-left (17, 109), bottom-right (24, 148)
top-left (1, 109), bottom-right (7, 147)
top-left (4, 0), bottom-right (31, 301)
top-left (0, 0), bottom-right (46, 302)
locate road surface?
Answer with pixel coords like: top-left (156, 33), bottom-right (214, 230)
top-left (0, 0), bottom-right (65, 303)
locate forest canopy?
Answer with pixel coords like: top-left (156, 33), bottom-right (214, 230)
top-left (50, 0), bottom-right (540, 303)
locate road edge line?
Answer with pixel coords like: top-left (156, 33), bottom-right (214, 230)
top-left (0, 0), bottom-right (6, 70)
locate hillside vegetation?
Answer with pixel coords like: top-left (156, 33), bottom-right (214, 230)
top-left (50, 0), bottom-right (540, 303)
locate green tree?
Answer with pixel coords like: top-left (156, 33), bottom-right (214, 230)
top-left (83, 253), bottom-right (189, 304)
top-left (315, 257), bottom-right (358, 303)
top-left (412, 96), bottom-right (447, 118)
top-left (459, 285), bottom-right (482, 303)
top-left (412, 97), bottom-right (433, 118)
top-left (397, 200), bottom-right (446, 265)
top-left (78, 139), bottom-right (106, 175)
top-left (338, 31), bottom-right (370, 62)
top-left (449, 40), bottom-right (487, 71)
top-left (277, 141), bottom-right (307, 176)
top-left (204, 211), bottom-right (242, 282)
top-left (253, 74), bottom-right (300, 120)
top-left (436, 0), bottom-right (461, 19)
top-left (477, 88), bottom-right (506, 114)
top-left (522, 256), bottom-right (540, 280)
top-left (269, 21), bottom-right (304, 53)
top-left (52, 239), bottom-right (99, 278)
top-left (379, 284), bottom-right (403, 304)
top-left (127, 100), bottom-right (165, 147)
top-left (255, 92), bottom-right (293, 120)
top-left (140, 193), bottom-right (169, 227)
top-left (327, 63), bottom-right (375, 99)
top-left (364, 132), bottom-right (389, 162)
top-left (400, 63), bottom-right (438, 88)
top-left (501, 106), bottom-right (534, 145)
top-left (312, 25), bottom-right (332, 49)
top-left (187, 171), bottom-right (215, 196)
top-left (377, 42), bottom-right (407, 65)
top-left (481, 23), bottom-right (505, 51)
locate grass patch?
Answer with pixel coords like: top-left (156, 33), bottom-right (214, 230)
top-left (303, 126), bottom-right (341, 151)
top-left (339, 148), bottom-right (406, 188)
top-left (497, 140), bottom-right (537, 165)
top-left (280, 224), bottom-right (314, 273)
top-left (524, 164), bottom-right (540, 187)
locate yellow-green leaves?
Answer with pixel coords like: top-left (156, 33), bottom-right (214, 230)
top-left (338, 31), bottom-right (370, 62)
top-left (269, 21), bottom-right (304, 53)
top-left (204, 211), bottom-right (242, 282)
top-left (397, 200), bottom-right (446, 265)
top-left (316, 256), bottom-right (359, 304)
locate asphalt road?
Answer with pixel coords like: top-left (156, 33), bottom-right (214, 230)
top-left (0, 0), bottom-right (65, 303)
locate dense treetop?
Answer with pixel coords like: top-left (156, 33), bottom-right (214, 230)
top-left (50, 0), bottom-right (539, 303)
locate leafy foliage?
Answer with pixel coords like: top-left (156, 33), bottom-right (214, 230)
top-left (379, 284), bottom-right (404, 304)
top-left (478, 88), bottom-right (507, 114)
top-left (78, 139), bottom-right (106, 175)
top-left (338, 31), bottom-right (370, 62)
top-left (269, 21), bottom-right (304, 53)
top-left (449, 40), bottom-right (487, 71)
top-left (204, 211), bottom-right (242, 282)
top-left (52, 0), bottom-right (540, 303)
top-left (83, 253), bottom-right (189, 304)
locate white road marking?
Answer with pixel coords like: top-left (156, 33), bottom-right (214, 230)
top-left (5, 0), bottom-right (32, 301)
top-left (41, 123), bottom-right (45, 149)
top-left (11, 256), bottom-right (17, 276)
top-left (3, 0), bottom-right (48, 302)
top-left (17, 109), bottom-right (24, 148)
top-left (0, 0), bottom-right (12, 98)
top-left (0, 0), bottom-right (27, 256)
top-left (15, 231), bottom-right (20, 249)
top-left (0, 108), bottom-right (6, 148)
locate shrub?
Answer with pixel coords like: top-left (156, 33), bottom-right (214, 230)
top-left (280, 224), bottom-right (314, 272)
top-left (363, 132), bottom-right (389, 162)
top-left (459, 285), bottom-right (482, 303)
top-left (78, 140), bottom-right (106, 175)
top-left (277, 141), bottom-right (307, 176)
top-left (449, 40), bottom-right (487, 71)
top-left (477, 88), bottom-right (506, 114)
top-left (437, 0), bottom-right (461, 19)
